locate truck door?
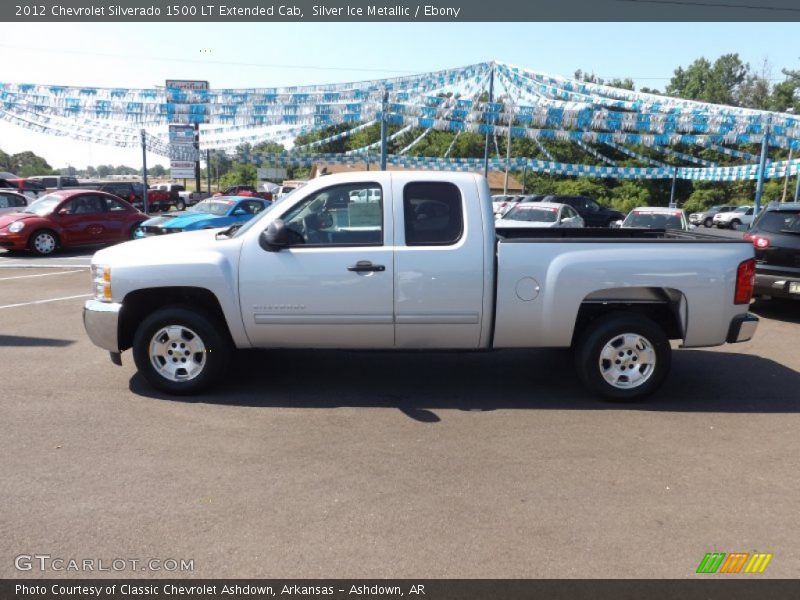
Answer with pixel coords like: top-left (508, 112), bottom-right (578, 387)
top-left (392, 180), bottom-right (487, 348)
top-left (238, 181), bottom-right (394, 348)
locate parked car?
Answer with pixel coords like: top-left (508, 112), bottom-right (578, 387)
top-left (84, 171), bottom-right (758, 402)
top-left (134, 197), bottom-right (269, 238)
top-left (275, 180), bottom-right (307, 199)
top-left (0, 178), bottom-right (46, 201)
top-left (491, 194), bottom-right (523, 217)
top-left (743, 202), bottom-right (800, 300)
top-left (496, 201), bottom-right (584, 229)
top-left (26, 175), bottom-right (81, 190)
top-left (713, 205), bottom-right (755, 229)
top-left (539, 195), bottom-right (625, 227)
top-left (689, 204), bottom-right (738, 228)
top-left (216, 185), bottom-right (273, 202)
top-left (619, 207), bottom-right (692, 231)
top-left (0, 190), bottom-right (28, 216)
top-left (0, 190), bottom-right (147, 255)
top-left (150, 183), bottom-right (194, 210)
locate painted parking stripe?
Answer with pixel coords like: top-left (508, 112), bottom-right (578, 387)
top-left (0, 294), bottom-right (92, 310)
top-left (0, 270), bottom-right (84, 281)
top-left (0, 264), bottom-right (91, 269)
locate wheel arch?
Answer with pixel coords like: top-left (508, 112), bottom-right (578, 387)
top-left (571, 287), bottom-right (686, 345)
top-left (118, 287), bottom-right (232, 352)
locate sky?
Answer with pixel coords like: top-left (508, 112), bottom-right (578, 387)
top-left (1, 21), bottom-right (799, 170)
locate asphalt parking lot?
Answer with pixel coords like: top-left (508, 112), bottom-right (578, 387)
top-left (1, 243), bottom-right (799, 579)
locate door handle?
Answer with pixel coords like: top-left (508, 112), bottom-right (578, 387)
top-left (347, 261), bottom-right (385, 273)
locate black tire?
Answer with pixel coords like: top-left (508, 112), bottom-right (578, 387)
top-left (730, 219), bottom-right (741, 229)
top-left (28, 229), bottom-right (59, 256)
top-left (175, 199), bottom-right (186, 211)
top-left (703, 217), bottom-right (713, 228)
top-left (574, 312), bottom-right (671, 402)
top-left (129, 225), bottom-right (140, 240)
top-left (132, 306), bottom-right (232, 395)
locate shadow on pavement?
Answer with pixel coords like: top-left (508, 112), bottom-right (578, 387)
top-left (129, 346), bottom-right (800, 419)
top-left (751, 298), bottom-right (800, 324)
top-left (0, 334), bottom-right (75, 347)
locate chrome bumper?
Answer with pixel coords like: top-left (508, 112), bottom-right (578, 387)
top-left (726, 313), bottom-right (759, 344)
top-left (83, 300), bottom-right (122, 354)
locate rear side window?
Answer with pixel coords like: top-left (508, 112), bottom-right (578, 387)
top-left (755, 211), bottom-right (800, 234)
top-left (403, 182), bottom-right (463, 246)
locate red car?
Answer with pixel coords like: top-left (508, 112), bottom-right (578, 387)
top-left (0, 190), bottom-right (147, 256)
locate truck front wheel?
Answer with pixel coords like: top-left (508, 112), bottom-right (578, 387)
top-left (574, 313), bottom-right (671, 402)
top-left (132, 306), bottom-right (231, 395)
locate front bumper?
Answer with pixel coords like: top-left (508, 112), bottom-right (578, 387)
top-left (726, 313), bottom-right (759, 343)
top-left (755, 272), bottom-right (800, 299)
top-left (83, 300), bottom-right (122, 353)
top-left (0, 232), bottom-right (28, 250)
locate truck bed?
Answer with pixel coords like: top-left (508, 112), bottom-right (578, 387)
top-left (496, 227), bottom-right (746, 243)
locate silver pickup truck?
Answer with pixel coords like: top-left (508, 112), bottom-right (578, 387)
top-left (84, 171), bottom-right (758, 402)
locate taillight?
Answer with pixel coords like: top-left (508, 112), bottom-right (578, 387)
top-left (743, 232), bottom-right (770, 249)
top-left (734, 258), bottom-right (756, 304)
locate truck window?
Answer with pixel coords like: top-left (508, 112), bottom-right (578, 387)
top-left (403, 182), bottom-right (463, 246)
top-left (279, 183), bottom-right (383, 246)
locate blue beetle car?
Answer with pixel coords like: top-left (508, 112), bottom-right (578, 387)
top-left (134, 196), bottom-right (269, 238)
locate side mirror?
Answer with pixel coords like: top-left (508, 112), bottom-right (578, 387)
top-left (259, 219), bottom-right (301, 251)
top-left (612, 220), bottom-right (623, 228)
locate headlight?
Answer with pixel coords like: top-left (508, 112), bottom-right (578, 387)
top-left (91, 265), bottom-right (112, 302)
top-left (8, 221), bottom-right (24, 233)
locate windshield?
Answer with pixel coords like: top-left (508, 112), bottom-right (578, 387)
top-left (23, 194), bottom-right (62, 216)
top-left (755, 210), bottom-right (800, 234)
top-left (231, 189), bottom-right (298, 238)
top-left (503, 205), bottom-right (558, 223)
top-left (623, 211), bottom-right (684, 229)
top-left (189, 199), bottom-right (235, 216)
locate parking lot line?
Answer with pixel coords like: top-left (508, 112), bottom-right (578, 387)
top-left (0, 270), bottom-right (84, 281)
top-left (0, 263), bottom-right (91, 269)
top-left (0, 293), bottom-right (92, 310)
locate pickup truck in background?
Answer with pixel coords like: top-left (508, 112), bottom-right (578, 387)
top-left (83, 172), bottom-right (759, 402)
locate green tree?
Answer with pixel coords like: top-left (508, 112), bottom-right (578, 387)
top-left (218, 162), bottom-right (257, 188)
top-left (667, 54), bottom-right (748, 105)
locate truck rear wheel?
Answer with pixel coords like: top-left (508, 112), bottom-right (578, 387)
top-left (574, 313), bottom-right (671, 402)
top-left (132, 306), bottom-right (231, 395)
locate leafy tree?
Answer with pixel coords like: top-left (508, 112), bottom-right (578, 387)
top-left (218, 162), bottom-right (257, 188)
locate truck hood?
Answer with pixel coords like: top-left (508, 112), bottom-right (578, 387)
top-left (92, 229), bottom-right (230, 266)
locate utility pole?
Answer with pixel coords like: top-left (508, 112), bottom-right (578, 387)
top-left (503, 106), bottom-right (513, 195)
top-left (669, 167), bottom-right (678, 208)
top-left (206, 149), bottom-right (211, 194)
top-left (380, 90), bottom-right (389, 171)
top-left (483, 66), bottom-right (495, 179)
top-left (194, 122), bottom-right (201, 194)
top-left (140, 129), bottom-right (149, 214)
top-left (754, 123), bottom-right (770, 215)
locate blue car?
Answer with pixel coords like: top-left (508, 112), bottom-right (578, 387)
top-left (134, 196), bottom-right (269, 238)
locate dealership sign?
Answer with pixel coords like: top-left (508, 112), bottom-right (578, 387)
top-left (170, 161), bottom-right (195, 179)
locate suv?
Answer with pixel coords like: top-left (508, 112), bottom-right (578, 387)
top-left (744, 202), bottom-right (800, 300)
top-left (713, 205), bottom-right (755, 229)
top-left (26, 175), bottom-right (80, 190)
top-left (689, 204), bottom-right (738, 228)
top-left (540, 195), bottom-right (624, 228)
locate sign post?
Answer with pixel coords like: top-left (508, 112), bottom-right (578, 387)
top-left (165, 80), bottom-right (209, 190)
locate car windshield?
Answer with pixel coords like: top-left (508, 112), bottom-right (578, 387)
top-left (189, 200), bottom-right (233, 216)
top-left (23, 194), bottom-right (62, 216)
top-left (755, 210), bottom-right (800, 234)
top-left (503, 206), bottom-right (558, 223)
top-left (623, 211), bottom-right (683, 229)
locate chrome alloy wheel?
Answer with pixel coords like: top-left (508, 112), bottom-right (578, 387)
top-left (148, 325), bottom-right (207, 382)
top-left (598, 333), bottom-right (656, 389)
top-left (33, 232), bottom-right (56, 254)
